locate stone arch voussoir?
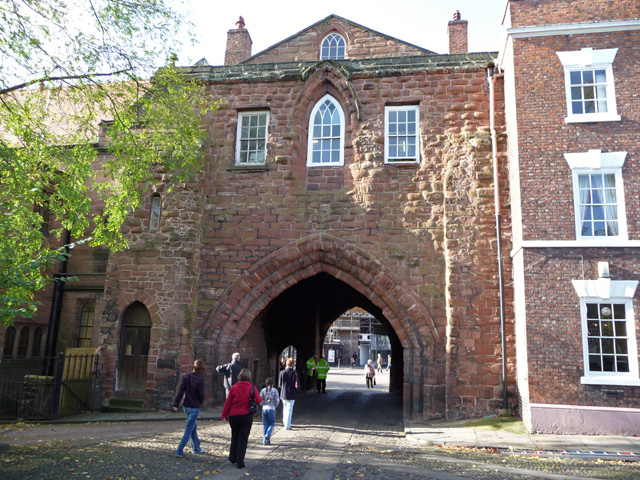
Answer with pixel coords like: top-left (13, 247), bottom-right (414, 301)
top-left (207, 234), bottom-right (441, 353)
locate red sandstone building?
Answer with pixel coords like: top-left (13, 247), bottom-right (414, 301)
top-left (2, 1), bottom-right (639, 435)
top-left (500, 0), bottom-right (640, 434)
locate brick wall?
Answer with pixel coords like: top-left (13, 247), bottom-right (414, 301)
top-left (509, 0), bottom-right (640, 28)
top-left (511, 31), bottom-right (640, 240)
top-left (243, 16), bottom-right (432, 64)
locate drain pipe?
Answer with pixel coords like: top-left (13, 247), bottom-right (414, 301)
top-left (488, 66), bottom-right (508, 412)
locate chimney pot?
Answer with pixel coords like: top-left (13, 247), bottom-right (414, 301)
top-left (225, 15), bottom-right (252, 65)
top-left (448, 11), bottom-right (468, 54)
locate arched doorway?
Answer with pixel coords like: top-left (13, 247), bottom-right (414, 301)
top-left (261, 273), bottom-right (404, 394)
top-left (117, 302), bottom-right (151, 395)
top-left (207, 235), bottom-right (443, 417)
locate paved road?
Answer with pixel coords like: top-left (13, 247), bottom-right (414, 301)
top-left (1, 368), bottom-right (639, 479)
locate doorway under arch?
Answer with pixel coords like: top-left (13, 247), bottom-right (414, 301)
top-left (206, 235), bottom-right (443, 418)
top-left (116, 302), bottom-right (151, 396)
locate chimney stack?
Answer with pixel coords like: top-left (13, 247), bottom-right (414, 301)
top-left (224, 16), bottom-right (252, 65)
top-left (448, 10), bottom-right (468, 54)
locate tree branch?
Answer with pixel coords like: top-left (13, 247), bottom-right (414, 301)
top-left (0, 69), bottom-right (133, 96)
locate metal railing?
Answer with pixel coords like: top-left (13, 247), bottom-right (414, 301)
top-left (0, 352), bottom-right (99, 420)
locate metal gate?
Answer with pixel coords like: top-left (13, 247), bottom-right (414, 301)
top-left (0, 351), bottom-right (99, 420)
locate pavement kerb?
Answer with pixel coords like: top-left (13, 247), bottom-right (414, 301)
top-left (404, 420), bottom-right (640, 461)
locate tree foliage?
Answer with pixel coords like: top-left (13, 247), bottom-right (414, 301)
top-left (0, 0), bottom-right (217, 325)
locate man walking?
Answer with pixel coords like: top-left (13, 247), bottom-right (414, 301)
top-left (216, 352), bottom-right (244, 398)
top-left (315, 355), bottom-right (330, 393)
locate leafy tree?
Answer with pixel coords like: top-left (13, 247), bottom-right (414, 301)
top-left (0, 0), bottom-right (217, 325)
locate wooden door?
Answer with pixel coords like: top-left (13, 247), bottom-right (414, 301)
top-left (117, 303), bottom-right (151, 394)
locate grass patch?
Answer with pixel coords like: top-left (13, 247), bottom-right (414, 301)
top-left (462, 417), bottom-right (527, 434)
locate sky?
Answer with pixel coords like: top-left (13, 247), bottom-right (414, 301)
top-left (179, 0), bottom-right (510, 67)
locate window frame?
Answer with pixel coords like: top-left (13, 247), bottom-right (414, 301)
top-left (573, 279), bottom-right (640, 386)
top-left (76, 301), bottom-right (94, 348)
top-left (149, 195), bottom-right (162, 231)
top-left (565, 150), bottom-right (627, 243)
top-left (235, 111), bottom-right (270, 166)
top-left (557, 48), bottom-right (620, 123)
top-left (320, 33), bottom-right (346, 60)
top-left (384, 105), bottom-right (420, 164)
top-left (306, 95), bottom-right (345, 167)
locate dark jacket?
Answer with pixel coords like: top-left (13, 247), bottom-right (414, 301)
top-left (279, 367), bottom-right (298, 401)
top-left (216, 360), bottom-right (244, 390)
top-left (173, 371), bottom-right (205, 409)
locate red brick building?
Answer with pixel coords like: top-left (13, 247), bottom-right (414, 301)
top-left (499, 0), bottom-right (640, 434)
top-left (1, 12), bottom-right (515, 422)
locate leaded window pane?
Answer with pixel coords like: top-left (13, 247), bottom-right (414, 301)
top-left (320, 33), bottom-right (346, 60)
top-left (309, 97), bottom-right (343, 165)
top-left (150, 196), bottom-right (162, 230)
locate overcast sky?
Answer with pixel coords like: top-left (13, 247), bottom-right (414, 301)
top-left (179, 0), bottom-right (509, 66)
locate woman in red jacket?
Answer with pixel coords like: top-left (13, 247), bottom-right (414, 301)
top-left (221, 368), bottom-right (262, 469)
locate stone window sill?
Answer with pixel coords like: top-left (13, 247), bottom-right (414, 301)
top-left (581, 376), bottom-right (640, 387)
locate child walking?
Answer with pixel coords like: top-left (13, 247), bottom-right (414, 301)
top-left (259, 378), bottom-right (280, 445)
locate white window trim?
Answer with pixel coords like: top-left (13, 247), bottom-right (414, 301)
top-left (235, 111), bottom-right (270, 165)
top-left (557, 48), bottom-right (620, 123)
top-left (320, 33), bottom-right (346, 60)
top-left (384, 105), bottom-right (420, 164)
top-left (572, 279), bottom-right (640, 386)
top-left (306, 95), bottom-right (345, 167)
top-left (564, 150), bottom-right (628, 243)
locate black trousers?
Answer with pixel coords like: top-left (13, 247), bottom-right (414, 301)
top-left (366, 376), bottom-right (374, 388)
top-left (228, 413), bottom-right (253, 467)
top-left (316, 378), bottom-right (326, 392)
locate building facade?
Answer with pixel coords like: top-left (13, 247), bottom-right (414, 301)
top-left (500, 0), bottom-right (640, 434)
top-left (2, 12), bottom-right (514, 421)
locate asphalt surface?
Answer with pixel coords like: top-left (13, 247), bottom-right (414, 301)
top-left (1, 368), bottom-right (639, 479)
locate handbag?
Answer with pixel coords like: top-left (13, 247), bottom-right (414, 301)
top-left (249, 385), bottom-right (258, 414)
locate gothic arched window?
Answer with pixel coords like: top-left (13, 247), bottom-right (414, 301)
top-left (320, 33), bottom-right (346, 60)
top-left (307, 95), bottom-right (345, 166)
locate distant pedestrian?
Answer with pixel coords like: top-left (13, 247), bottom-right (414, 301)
top-left (364, 359), bottom-right (376, 388)
top-left (387, 354), bottom-right (391, 372)
top-left (279, 357), bottom-right (298, 429)
top-left (352, 352), bottom-right (358, 367)
top-left (221, 368), bottom-right (262, 469)
top-left (376, 353), bottom-right (383, 373)
top-left (172, 359), bottom-right (206, 458)
top-left (216, 352), bottom-right (244, 398)
top-left (259, 377), bottom-right (280, 445)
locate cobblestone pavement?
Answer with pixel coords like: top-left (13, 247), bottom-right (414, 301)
top-left (2, 388), bottom-right (639, 480)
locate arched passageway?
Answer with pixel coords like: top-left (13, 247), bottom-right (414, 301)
top-left (206, 235), bottom-right (443, 418)
top-left (262, 273), bottom-right (403, 394)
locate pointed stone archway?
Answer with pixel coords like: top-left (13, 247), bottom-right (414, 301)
top-left (204, 233), bottom-right (445, 418)
top-left (116, 302), bottom-right (152, 396)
